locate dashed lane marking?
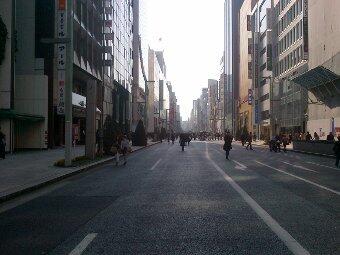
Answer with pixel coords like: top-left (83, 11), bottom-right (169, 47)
top-left (151, 159), bottom-right (162, 170)
top-left (69, 233), bottom-right (97, 255)
top-left (205, 143), bottom-right (311, 255)
top-left (281, 161), bottom-right (319, 173)
top-left (232, 160), bottom-right (247, 171)
top-left (255, 161), bottom-right (340, 196)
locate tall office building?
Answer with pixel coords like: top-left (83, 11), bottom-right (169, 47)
top-left (251, 0), bottom-right (274, 139)
top-left (104, 0), bottom-right (133, 134)
top-left (238, 0), bottom-right (254, 136)
top-left (132, 0), bottom-right (149, 129)
top-left (224, 0), bottom-right (245, 134)
top-left (208, 79), bottom-right (219, 133)
top-left (272, 0), bottom-right (308, 134)
top-left (0, 0), bottom-right (105, 150)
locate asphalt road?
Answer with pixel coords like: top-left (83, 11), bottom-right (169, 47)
top-left (0, 141), bottom-right (339, 255)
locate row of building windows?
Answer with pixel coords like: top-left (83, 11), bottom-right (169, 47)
top-left (276, 45), bottom-right (303, 76)
top-left (278, 20), bottom-right (303, 55)
top-left (277, 0), bottom-right (303, 35)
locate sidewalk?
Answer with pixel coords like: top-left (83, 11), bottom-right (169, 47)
top-left (0, 141), bottom-right (159, 202)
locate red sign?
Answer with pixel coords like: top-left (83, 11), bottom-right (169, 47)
top-left (58, 0), bottom-right (66, 10)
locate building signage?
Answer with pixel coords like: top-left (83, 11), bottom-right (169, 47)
top-left (266, 44), bottom-right (272, 71)
top-left (56, 0), bottom-right (67, 115)
top-left (104, 0), bottom-right (112, 7)
top-left (254, 42), bottom-right (259, 88)
top-left (104, 20), bottom-right (112, 28)
top-left (302, 0), bottom-right (309, 60)
top-left (104, 7), bottom-right (113, 14)
top-left (254, 100), bottom-right (259, 124)
top-left (247, 15), bottom-right (251, 31)
top-left (248, 89), bottom-right (253, 105)
top-left (104, 33), bottom-right (114, 40)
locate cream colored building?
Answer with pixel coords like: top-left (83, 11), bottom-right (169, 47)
top-left (238, 0), bottom-right (253, 134)
top-left (147, 48), bottom-right (166, 134)
top-left (0, 0), bottom-right (48, 152)
top-left (293, 0), bottom-right (340, 138)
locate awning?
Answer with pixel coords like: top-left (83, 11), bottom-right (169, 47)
top-left (292, 66), bottom-right (340, 97)
top-left (0, 109), bottom-right (45, 122)
top-left (72, 93), bottom-right (101, 113)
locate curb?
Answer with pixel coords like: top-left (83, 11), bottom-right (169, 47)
top-left (0, 142), bottom-right (161, 204)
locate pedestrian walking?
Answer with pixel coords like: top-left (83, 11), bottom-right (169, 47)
top-left (0, 127), bottom-right (5, 159)
top-left (223, 131), bottom-right (233, 160)
top-left (275, 135), bottom-right (281, 152)
top-left (179, 134), bottom-right (186, 151)
top-left (114, 136), bottom-right (122, 166)
top-left (246, 132), bottom-right (253, 150)
top-left (171, 133), bottom-right (175, 144)
top-left (333, 136), bottom-right (340, 168)
top-left (121, 135), bottom-right (130, 165)
top-left (282, 135), bottom-right (288, 153)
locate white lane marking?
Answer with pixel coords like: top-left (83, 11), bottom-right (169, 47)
top-left (306, 161), bottom-right (340, 171)
top-left (255, 161), bottom-right (340, 196)
top-left (281, 161), bottom-right (318, 173)
top-left (204, 143), bottom-right (311, 255)
top-left (232, 160), bottom-right (247, 171)
top-left (151, 159), bottom-right (162, 170)
top-left (69, 233), bottom-right (97, 255)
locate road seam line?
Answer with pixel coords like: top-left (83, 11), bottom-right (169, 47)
top-left (306, 161), bottom-right (339, 171)
top-left (69, 233), bottom-right (97, 255)
top-left (151, 159), bottom-right (162, 170)
top-left (255, 161), bottom-right (340, 196)
top-left (281, 161), bottom-right (318, 173)
top-left (205, 143), bottom-right (311, 255)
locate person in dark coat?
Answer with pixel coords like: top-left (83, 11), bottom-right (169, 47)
top-left (223, 131), bottom-right (233, 160)
top-left (305, 132), bottom-right (312, 141)
top-left (333, 136), bottom-right (340, 168)
top-left (327, 132), bottom-right (335, 142)
top-left (0, 127), bottom-right (5, 159)
top-left (246, 132), bottom-right (253, 150)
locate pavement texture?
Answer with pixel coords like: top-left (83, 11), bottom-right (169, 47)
top-left (0, 141), bottom-right (339, 254)
top-left (0, 142), bottom-right (159, 202)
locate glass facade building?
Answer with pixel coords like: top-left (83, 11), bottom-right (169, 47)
top-left (103, 0), bottom-right (133, 132)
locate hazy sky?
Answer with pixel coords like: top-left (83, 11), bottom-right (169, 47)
top-left (145, 0), bottom-right (225, 120)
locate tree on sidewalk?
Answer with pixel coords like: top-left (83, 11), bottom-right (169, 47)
top-left (133, 120), bottom-right (147, 146)
top-left (103, 116), bottom-right (116, 154)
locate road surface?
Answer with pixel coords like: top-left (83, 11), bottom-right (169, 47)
top-left (0, 141), bottom-right (339, 254)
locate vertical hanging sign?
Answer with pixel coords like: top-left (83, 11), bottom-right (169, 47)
top-left (302, 0), bottom-right (309, 60)
top-left (56, 0), bottom-right (67, 115)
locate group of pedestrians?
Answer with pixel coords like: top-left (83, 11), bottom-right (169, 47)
top-left (269, 134), bottom-right (289, 153)
top-left (334, 136), bottom-right (340, 168)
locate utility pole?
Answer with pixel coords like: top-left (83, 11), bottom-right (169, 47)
top-left (65, 0), bottom-right (73, 166)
